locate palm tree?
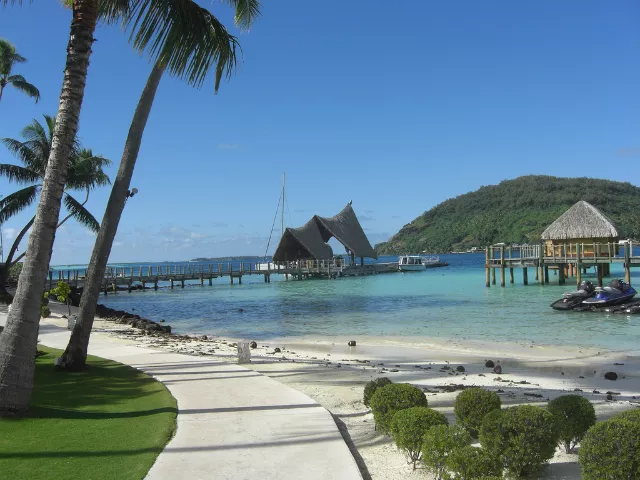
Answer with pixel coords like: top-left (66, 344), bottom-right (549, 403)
top-left (0, 115), bottom-right (110, 295)
top-left (59, 0), bottom-right (261, 370)
top-left (0, 0), bottom-right (257, 415)
top-left (0, 39), bottom-right (40, 104)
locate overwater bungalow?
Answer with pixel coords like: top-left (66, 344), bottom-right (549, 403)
top-left (272, 201), bottom-right (377, 270)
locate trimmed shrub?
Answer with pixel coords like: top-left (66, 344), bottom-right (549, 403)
top-left (579, 417), bottom-right (640, 480)
top-left (363, 377), bottom-right (392, 407)
top-left (445, 445), bottom-right (502, 480)
top-left (454, 388), bottom-right (501, 437)
top-left (370, 383), bottom-right (428, 434)
top-left (480, 405), bottom-right (558, 477)
top-left (613, 408), bottom-right (640, 423)
top-left (389, 407), bottom-right (448, 470)
top-left (41, 305), bottom-right (51, 318)
top-left (547, 394), bottom-right (596, 453)
top-left (422, 424), bottom-right (471, 479)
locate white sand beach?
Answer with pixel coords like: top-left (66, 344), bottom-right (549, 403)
top-left (26, 303), bottom-right (640, 480)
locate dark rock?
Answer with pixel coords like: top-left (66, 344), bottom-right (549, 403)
top-left (274, 347), bottom-right (281, 353)
top-left (606, 391), bottom-right (621, 395)
top-left (199, 335), bottom-right (208, 341)
top-left (606, 393), bottom-right (613, 401)
top-left (614, 362), bottom-right (624, 365)
top-left (456, 366), bottom-right (465, 373)
top-left (348, 340), bottom-right (356, 346)
top-left (604, 372), bottom-right (618, 381)
top-left (593, 390), bottom-right (601, 394)
top-left (390, 369), bottom-right (399, 372)
top-left (159, 319), bottom-right (165, 323)
top-left (250, 341), bottom-right (257, 349)
top-left (442, 365), bottom-right (451, 370)
top-left (485, 360), bottom-right (495, 368)
top-left (573, 388), bottom-right (583, 392)
top-left (524, 392), bottom-right (544, 398)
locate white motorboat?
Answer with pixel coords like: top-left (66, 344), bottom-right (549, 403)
top-left (398, 255), bottom-right (442, 271)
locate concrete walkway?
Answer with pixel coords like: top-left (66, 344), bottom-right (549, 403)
top-left (2, 310), bottom-right (362, 480)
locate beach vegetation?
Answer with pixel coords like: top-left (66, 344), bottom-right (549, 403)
top-left (51, 281), bottom-right (73, 315)
top-left (454, 388), bottom-right (501, 438)
top-left (612, 408), bottom-right (640, 423)
top-left (547, 394), bottom-right (596, 453)
top-left (0, 115), bottom-right (110, 296)
top-left (363, 377), bottom-right (392, 407)
top-left (376, 175), bottom-right (640, 254)
top-left (445, 445), bottom-right (503, 480)
top-left (0, 38), bottom-right (40, 104)
top-left (0, 0), bottom-right (259, 415)
top-left (0, 346), bottom-right (176, 479)
top-left (370, 383), bottom-right (428, 434)
top-left (389, 406), bottom-right (448, 470)
top-left (579, 417), bottom-right (640, 480)
top-left (58, 0), bottom-right (261, 372)
top-left (479, 405), bottom-right (558, 477)
top-left (422, 424), bottom-right (471, 480)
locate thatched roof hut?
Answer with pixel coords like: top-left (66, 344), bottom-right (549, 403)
top-left (272, 202), bottom-right (377, 262)
top-left (541, 200), bottom-right (618, 240)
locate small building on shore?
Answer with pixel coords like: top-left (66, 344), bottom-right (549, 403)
top-left (272, 202), bottom-right (377, 265)
top-left (541, 200), bottom-right (619, 259)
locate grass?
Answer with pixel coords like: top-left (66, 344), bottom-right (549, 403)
top-left (0, 346), bottom-right (177, 480)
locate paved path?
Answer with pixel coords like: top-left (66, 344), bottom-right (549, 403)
top-left (2, 310), bottom-right (362, 480)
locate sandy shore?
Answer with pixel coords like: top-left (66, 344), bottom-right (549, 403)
top-left (25, 303), bottom-right (639, 480)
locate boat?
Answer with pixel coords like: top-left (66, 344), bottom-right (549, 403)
top-left (581, 279), bottom-right (637, 308)
top-left (550, 281), bottom-right (596, 310)
top-left (398, 255), bottom-right (447, 271)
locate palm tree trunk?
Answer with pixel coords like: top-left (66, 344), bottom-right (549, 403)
top-left (59, 63), bottom-right (166, 370)
top-left (0, 0), bottom-right (98, 415)
top-left (0, 216), bottom-right (35, 296)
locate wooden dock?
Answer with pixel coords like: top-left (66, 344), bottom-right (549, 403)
top-left (48, 259), bottom-right (401, 294)
top-left (485, 242), bottom-right (638, 287)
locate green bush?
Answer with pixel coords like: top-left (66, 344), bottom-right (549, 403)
top-left (363, 377), bottom-right (392, 407)
top-left (422, 424), bottom-right (471, 480)
top-left (51, 281), bottom-right (72, 315)
top-left (389, 407), bottom-right (448, 470)
top-left (454, 388), bottom-right (502, 438)
top-left (613, 408), bottom-right (640, 423)
top-left (370, 383), bottom-right (428, 434)
top-left (445, 445), bottom-right (502, 480)
top-left (480, 405), bottom-right (558, 477)
top-left (41, 305), bottom-right (51, 318)
top-left (579, 417), bottom-right (640, 480)
top-left (547, 394), bottom-right (596, 453)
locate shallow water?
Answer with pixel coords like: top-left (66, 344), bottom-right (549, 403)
top-left (87, 253), bottom-right (640, 351)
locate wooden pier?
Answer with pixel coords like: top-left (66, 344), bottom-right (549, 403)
top-left (485, 242), bottom-right (638, 288)
top-left (48, 258), bottom-right (401, 294)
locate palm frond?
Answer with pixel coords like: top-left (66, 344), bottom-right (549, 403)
top-left (220, 0), bottom-right (261, 30)
top-left (0, 164), bottom-right (41, 184)
top-left (121, 0), bottom-right (241, 91)
top-left (1, 137), bottom-right (39, 170)
top-left (63, 193), bottom-right (100, 233)
top-left (10, 76), bottom-right (40, 102)
top-left (66, 148), bottom-right (112, 190)
top-left (0, 185), bottom-right (38, 223)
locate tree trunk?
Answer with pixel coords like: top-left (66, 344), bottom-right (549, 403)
top-left (59, 63), bottom-right (165, 370)
top-left (0, 0), bottom-right (98, 415)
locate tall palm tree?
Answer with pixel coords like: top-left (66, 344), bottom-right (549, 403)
top-left (0, 39), bottom-right (40, 104)
top-left (0, 0), bottom-right (257, 415)
top-left (59, 0), bottom-right (261, 370)
top-left (0, 115), bottom-right (110, 295)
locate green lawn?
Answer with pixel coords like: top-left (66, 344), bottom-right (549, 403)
top-left (0, 346), bottom-right (177, 480)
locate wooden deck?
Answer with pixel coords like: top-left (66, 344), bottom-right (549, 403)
top-left (485, 242), bottom-right (638, 287)
top-left (48, 260), bottom-right (402, 294)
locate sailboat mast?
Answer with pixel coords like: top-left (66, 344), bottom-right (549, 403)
top-left (281, 172), bottom-right (285, 236)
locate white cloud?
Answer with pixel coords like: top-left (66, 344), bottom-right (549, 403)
top-left (217, 143), bottom-right (239, 150)
top-left (3, 228), bottom-right (16, 241)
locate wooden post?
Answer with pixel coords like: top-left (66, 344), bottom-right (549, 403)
top-left (238, 275), bottom-right (242, 285)
top-left (597, 265), bottom-right (603, 287)
top-left (576, 243), bottom-right (582, 285)
top-left (498, 246), bottom-right (504, 287)
top-left (491, 266), bottom-right (496, 285)
top-left (535, 264), bottom-right (539, 281)
top-left (112, 282), bottom-right (117, 293)
top-left (127, 279), bottom-right (132, 292)
top-left (209, 276), bottom-right (213, 286)
top-left (523, 267), bottom-right (528, 285)
top-left (544, 266), bottom-right (549, 284)
top-left (170, 278), bottom-right (174, 289)
top-left (559, 264), bottom-right (565, 285)
top-left (181, 278), bottom-right (185, 288)
top-left (624, 241), bottom-right (631, 285)
top-left (485, 247), bottom-right (490, 288)
top-left (154, 278), bottom-right (158, 290)
top-left (509, 267), bottom-right (514, 284)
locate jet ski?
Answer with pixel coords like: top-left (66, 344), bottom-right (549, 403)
top-left (582, 279), bottom-right (637, 308)
top-left (551, 281), bottom-right (596, 310)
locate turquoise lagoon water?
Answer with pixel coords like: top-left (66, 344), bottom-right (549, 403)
top-left (92, 253), bottom-right (640, 352)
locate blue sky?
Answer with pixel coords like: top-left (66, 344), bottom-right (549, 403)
top-left (1, 1), bottom-right (639, 265)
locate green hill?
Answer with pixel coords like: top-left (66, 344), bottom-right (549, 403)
top-left (376, 176), bottom-right (640, 254)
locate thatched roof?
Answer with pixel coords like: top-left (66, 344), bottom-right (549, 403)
top-left (315, 203), bottom-right (377, 259)
top-left (272, 218), bottom-right (334, 261)
top-left (541, 201), bottom-right (619, 240)
top-left (272, 202), bottom-right (377, 261)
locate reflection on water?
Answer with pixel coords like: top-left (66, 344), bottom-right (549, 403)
top-left (99, 253), bottom-right (640, 350)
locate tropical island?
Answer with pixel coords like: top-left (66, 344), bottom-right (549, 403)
top-left (376, 175), bottom-right (640, 255)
